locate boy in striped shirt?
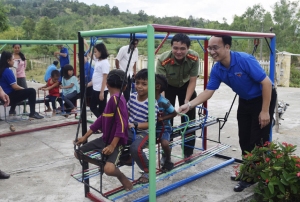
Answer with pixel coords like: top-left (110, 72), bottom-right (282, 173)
top-left (127, 69), bottom-right (159, 184)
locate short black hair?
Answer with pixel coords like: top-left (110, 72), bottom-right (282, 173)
top-left (63, 64), bottom-right (74, 79)
top-left (171, 33), bottom-right (191, 48)
top-left (94, 43), bottom-right (109, 59)
top-left (135, 68), bottom-right (148, 81)
top-left (53, 61), bottom-right (59, 66)
top-left (213, 35), bottom-right (232, 46)
top-left (51, 69), bottom-right (60, 78)
top-left (155, 74), bottom-right (168, 93)
top-left (107, 69), bottom-right (128, 89)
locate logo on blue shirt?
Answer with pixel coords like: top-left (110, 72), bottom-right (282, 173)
top-left (235, 72), bottom-right (243, 77)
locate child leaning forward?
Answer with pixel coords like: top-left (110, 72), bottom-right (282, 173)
top-left (74, 69), bottom-right (132, 191)
top-left (38, 70), bottom-right (62, 115)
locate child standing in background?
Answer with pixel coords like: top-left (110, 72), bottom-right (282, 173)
top-left (60, 64), bottom-right (80, 113)
top-left (12, 44), bottom-right (27, 89)
top-left (38, 70), bottom-right (62, 115)
top-left (87, 43), bottom-right (109, 118)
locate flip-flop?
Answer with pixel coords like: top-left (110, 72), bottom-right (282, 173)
top-left (137, 173), bottom-right (149, 184)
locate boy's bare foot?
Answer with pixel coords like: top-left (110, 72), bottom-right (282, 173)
top-left (44, 109), bottom-right (52, 112)
top-left (118, 173), bottom-right (133, 191)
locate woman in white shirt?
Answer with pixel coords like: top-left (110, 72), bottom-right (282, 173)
top-left (87, 43), bottom-right (109, 118)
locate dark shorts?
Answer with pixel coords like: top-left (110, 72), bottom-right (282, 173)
top-left (156, 130), bottom-right (171, 142)
top-left (127, 128), bottom-right (148, 144)
top-left (79, 137), bottom-right (123, 165)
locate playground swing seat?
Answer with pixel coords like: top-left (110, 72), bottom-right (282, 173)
top-left (37, 89), bottom-right (82, 117)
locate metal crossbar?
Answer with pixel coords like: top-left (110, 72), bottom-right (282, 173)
top-left (107, 143), bottom-right (230, 201)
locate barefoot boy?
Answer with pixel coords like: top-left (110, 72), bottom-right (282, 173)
top-left (74, 69), bottom-right (132, 191)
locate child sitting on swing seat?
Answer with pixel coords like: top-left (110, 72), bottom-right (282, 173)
top-left (74, 69), bottom-right (133, 191)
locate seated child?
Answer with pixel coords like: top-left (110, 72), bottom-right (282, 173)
top-left (155, 74), bottom-right (177, 172)
top-left (38, 70), bottom-right (62, 115)
top-left (74, 69), bottom-right (132, 191)
top-left (127, 69), bottom-right (159, 184)
top-left (59, 64), bottom-right (80, 113)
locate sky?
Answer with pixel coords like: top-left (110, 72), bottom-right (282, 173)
top-left (78, 0), bottom-right (278, 24)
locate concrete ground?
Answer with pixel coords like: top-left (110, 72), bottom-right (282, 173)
top-left (0, 80), bottom-right (299, 202)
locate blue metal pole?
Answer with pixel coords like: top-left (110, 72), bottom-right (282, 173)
top-left (269, 36), bottom-right (276, 142)
top-left (269, 36), bottom-right (276, 83)
top-left (134, 158), bottom-right (235, 202)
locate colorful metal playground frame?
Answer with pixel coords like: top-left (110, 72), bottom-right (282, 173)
top-left (76, 24), bottom-right (276, 202)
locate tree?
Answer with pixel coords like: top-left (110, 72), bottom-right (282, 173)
top-left (138, 10), bottom-right (148, 22)
top-left (0, 27), bottom-right (25, 40)
top-left (33, 17), bottom-right (57, 40)
top-left (110, 6), bottom-right (120, 16)
top-left (99, 4), bottom-right (110, 16)
top-left (241, 4), bottom-right (266, 32)
top-left (0, 2), bottom-right (9, 32)
top-left (21, 17), bottom-right (36, 39)
top-left (176, 19), bottom-right (191, 27)
top-left (272, 0), bottom-right (300, 52)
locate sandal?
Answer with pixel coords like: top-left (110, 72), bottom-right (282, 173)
top-left (137, 173), bottom-right (149, 184)
top-left (161, 161), bottom-right (174, 173)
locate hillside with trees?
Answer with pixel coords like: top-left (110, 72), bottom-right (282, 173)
top-left (0, 0), bottom-right (300, 59)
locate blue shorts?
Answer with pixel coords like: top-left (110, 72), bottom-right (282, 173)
top-left (156, 129), bottom-right (171, 142)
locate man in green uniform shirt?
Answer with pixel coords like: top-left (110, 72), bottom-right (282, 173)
top-left (156, 33), bottom-right (199, 160)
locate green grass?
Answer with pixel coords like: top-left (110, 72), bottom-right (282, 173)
top-left (26, 65), bottom-right (47, 83)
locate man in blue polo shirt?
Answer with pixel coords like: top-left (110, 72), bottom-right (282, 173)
top-left (44, 61), bottom-right (59, 82)
top-left (178, 35), bottom-right (277, 192)
top-left (54, 45), bottom-right (69, 78)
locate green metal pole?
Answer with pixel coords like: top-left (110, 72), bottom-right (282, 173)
top-left (147, 24), bottom-right (156, 202)
top-left (0, 40), bottom-right (79, 45)
top-left (0, 44), bottom-right (7, 51)
top-left (80, 25), bottom-right (147, 37)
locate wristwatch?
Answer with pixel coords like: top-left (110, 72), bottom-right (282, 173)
top-left (133, 121), bottom-right (138, 130)
top-left (187, 102), bottom-right (192, 110)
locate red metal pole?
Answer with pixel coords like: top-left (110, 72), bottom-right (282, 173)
top-left (73, 44), bottom-right (77, 75)
top-left (203, 40), bottom-right (209, 150)
top-left (155, 32), bottom-right (170, 55)
top-left (87, 192), bottom-right (106, 202)
top-left (0, 121), bottom-right (78, 138)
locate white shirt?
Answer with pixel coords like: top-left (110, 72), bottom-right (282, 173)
top-left (116, 45), bottom-right (138, 77)
top-left (92, 59), bottom-right (109, 91)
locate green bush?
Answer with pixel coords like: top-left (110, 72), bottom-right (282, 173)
top-left (237, 141), bottom-right (300, 201)
top-left (290, 66), bottom-right (300, 87)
